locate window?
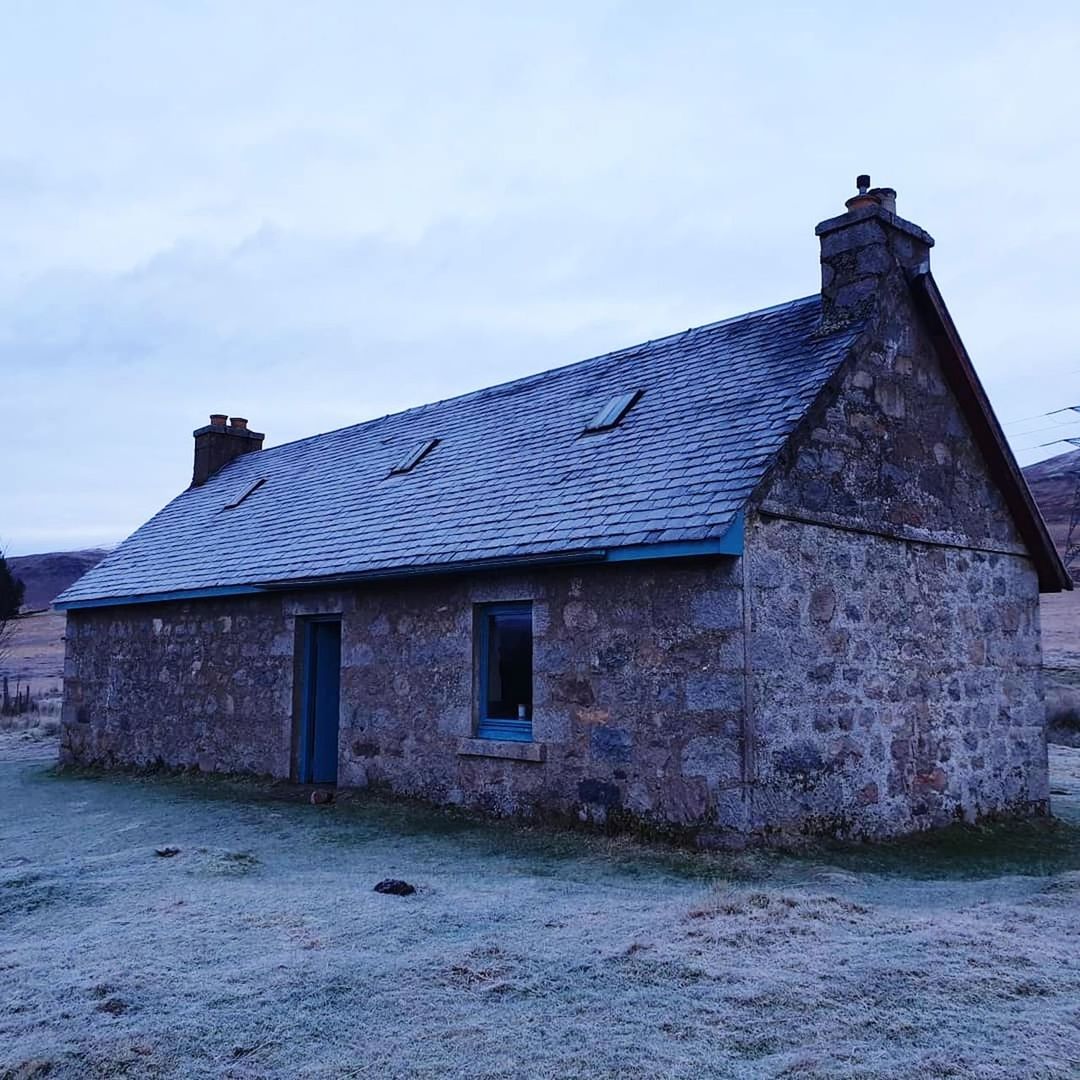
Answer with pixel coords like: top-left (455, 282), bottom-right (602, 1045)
top-left (583, 389), bottom-right (643, 433)
top-left (389, 437), bottom-right (439, 475)
top-left (223, 477), bottom-right (266, 510)
top-left (476, 602), bottom-right (533, 742)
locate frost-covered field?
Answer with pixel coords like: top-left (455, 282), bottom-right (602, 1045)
top-left (2, 738), bottom-right (1079, 1080)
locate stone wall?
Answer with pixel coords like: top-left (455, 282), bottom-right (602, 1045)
top-left (62, 559), bottom-right (749, 832)
top-left (62, 594), bottom-right (296, 775)
top-left (745, 515), bottom-right (1045, 836)
top-left (767, 263), bottom-right (1025, 556)
top-left (745, 280), bottom-right (1048, 837)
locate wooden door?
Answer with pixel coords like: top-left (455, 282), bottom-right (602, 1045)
top-left (299, 620), bottom-right (341, 784)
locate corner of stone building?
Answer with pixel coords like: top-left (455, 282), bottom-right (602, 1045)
top-left (738, 488), bottom-right (1050, 841)
top-left (736, 190), bottom-right (1051, 842)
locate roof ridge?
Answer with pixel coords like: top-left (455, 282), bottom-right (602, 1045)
top-left (255, 294), bottom-right (822, 460)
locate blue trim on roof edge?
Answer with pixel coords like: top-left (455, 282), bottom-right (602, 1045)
top-left (54, 584), bottom-right (269, 611)
top-left (606, 512), bottom-right (744, 562)
top-left (56, 515), bottom-right (745, 611)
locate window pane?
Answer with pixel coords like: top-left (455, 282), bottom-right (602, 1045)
top-left (584, 389), bottom-right (643, 432)
top-left (389, 437), bottom-right (439, 475)
top-left (485, 610), bottom-right (532, 720)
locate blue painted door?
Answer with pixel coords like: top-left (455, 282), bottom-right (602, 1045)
top-left (300, 620), bottom-right (341, 784)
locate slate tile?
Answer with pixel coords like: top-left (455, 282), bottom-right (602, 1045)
top-left (58, 296), bottom-right (862, 604)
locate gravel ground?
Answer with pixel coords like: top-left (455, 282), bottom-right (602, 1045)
top-left (1, 743), bottom-right (1079, 1079)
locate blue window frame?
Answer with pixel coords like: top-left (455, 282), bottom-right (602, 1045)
top-left (476, 602), bottom-right (533, 742)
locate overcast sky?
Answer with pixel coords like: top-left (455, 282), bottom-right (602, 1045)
top-left (3, 1), bottom-right (1079, 556)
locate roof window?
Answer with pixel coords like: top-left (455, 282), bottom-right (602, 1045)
top-left (390, 437), bottom-right (439, 475)
top-left (584, 389), bottom-right (643, 433)
top-left (223, 477), bottom-right (266, 510)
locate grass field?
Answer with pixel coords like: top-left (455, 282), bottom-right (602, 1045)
top-left (1, 734), bottom-right (1079, 1079)
top-left (2, 611), bottom-right (65, 700)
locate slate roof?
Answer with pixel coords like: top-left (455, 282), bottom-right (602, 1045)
top-left (56, 295), bottom-right (863, 606)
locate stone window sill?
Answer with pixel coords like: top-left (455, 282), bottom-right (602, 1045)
top-left (457, 738), bottom-right (546, 763)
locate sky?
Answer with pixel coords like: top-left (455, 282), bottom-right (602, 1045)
top-left (3, 0), bottom-right (1079, 556)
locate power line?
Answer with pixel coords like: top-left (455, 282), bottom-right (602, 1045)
top-left (1002, 404), bottom-right (1080, 427)
top-left (1009, 416), bottom-right (1080, 439)
top-left (1015, 435), bottom-right (1080, 452)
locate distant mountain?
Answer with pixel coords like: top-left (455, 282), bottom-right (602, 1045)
top-left (9, 549), bottom-right (108, 613)
top-left (1023, 448), bottom-right (1079, 557)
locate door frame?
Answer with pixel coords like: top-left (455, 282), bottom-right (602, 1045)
top-left (294, 615), bottom-right (342, 784)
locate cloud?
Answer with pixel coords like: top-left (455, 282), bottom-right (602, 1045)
top-left (3, 1), bottom-right (1080, 553)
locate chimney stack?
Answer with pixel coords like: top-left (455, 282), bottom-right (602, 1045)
top-left (191, 413), bottom-right (264, 487)
top-left (816, 175), bottom-right (933, 330)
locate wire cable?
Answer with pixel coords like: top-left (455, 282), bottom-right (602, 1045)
top-left (1002, 404), bottom-right (1080, 427)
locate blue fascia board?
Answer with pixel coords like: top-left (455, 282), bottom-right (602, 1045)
top-left (54, 584), bottom-right (269, 611)
top-left (604, 512), bottom-right (744, 562)
top-left (57, 514), bottom-right (745, 610)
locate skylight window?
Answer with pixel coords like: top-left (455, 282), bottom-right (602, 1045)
top-left (584, 389), bottom-right (643, 434)
top-left (223, 477), bottom-right (266, 510)
top-left (389, 437), bottom-right (439, 475)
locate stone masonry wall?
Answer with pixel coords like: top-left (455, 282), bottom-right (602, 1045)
top-left (768, 266), bottom-right (1024, 555)
top-left (62, 594), bottom-right (297, 775)
top-left (745, 277), bottom-right (1048, 837)
top-left (62, 559), bottom-right (749, 833)
top-left (745, 515), bottom-right (1045, 836)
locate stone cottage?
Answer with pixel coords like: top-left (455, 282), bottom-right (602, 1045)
top-left (55, 178), bottom-right (1071, 843)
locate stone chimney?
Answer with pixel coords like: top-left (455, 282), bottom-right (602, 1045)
top-left (191, 414), bottom-right (265, 487)
top-left (816, 175), bottom-right (934, 330)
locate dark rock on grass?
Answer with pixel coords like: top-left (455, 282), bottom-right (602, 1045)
top-left (373, 878), bottom-right (415, 896)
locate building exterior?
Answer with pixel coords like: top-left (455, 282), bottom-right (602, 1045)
top-left (55, 180), bottom-right (1071, 843)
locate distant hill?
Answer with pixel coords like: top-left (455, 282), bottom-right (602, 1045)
top-left (1023, 448), bottom-right (1079, 557)
top-left (9, 549), bottom-right (108, 613)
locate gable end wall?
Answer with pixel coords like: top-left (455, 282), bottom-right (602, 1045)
top-left (745, 279), bottom-right (1048, 837)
